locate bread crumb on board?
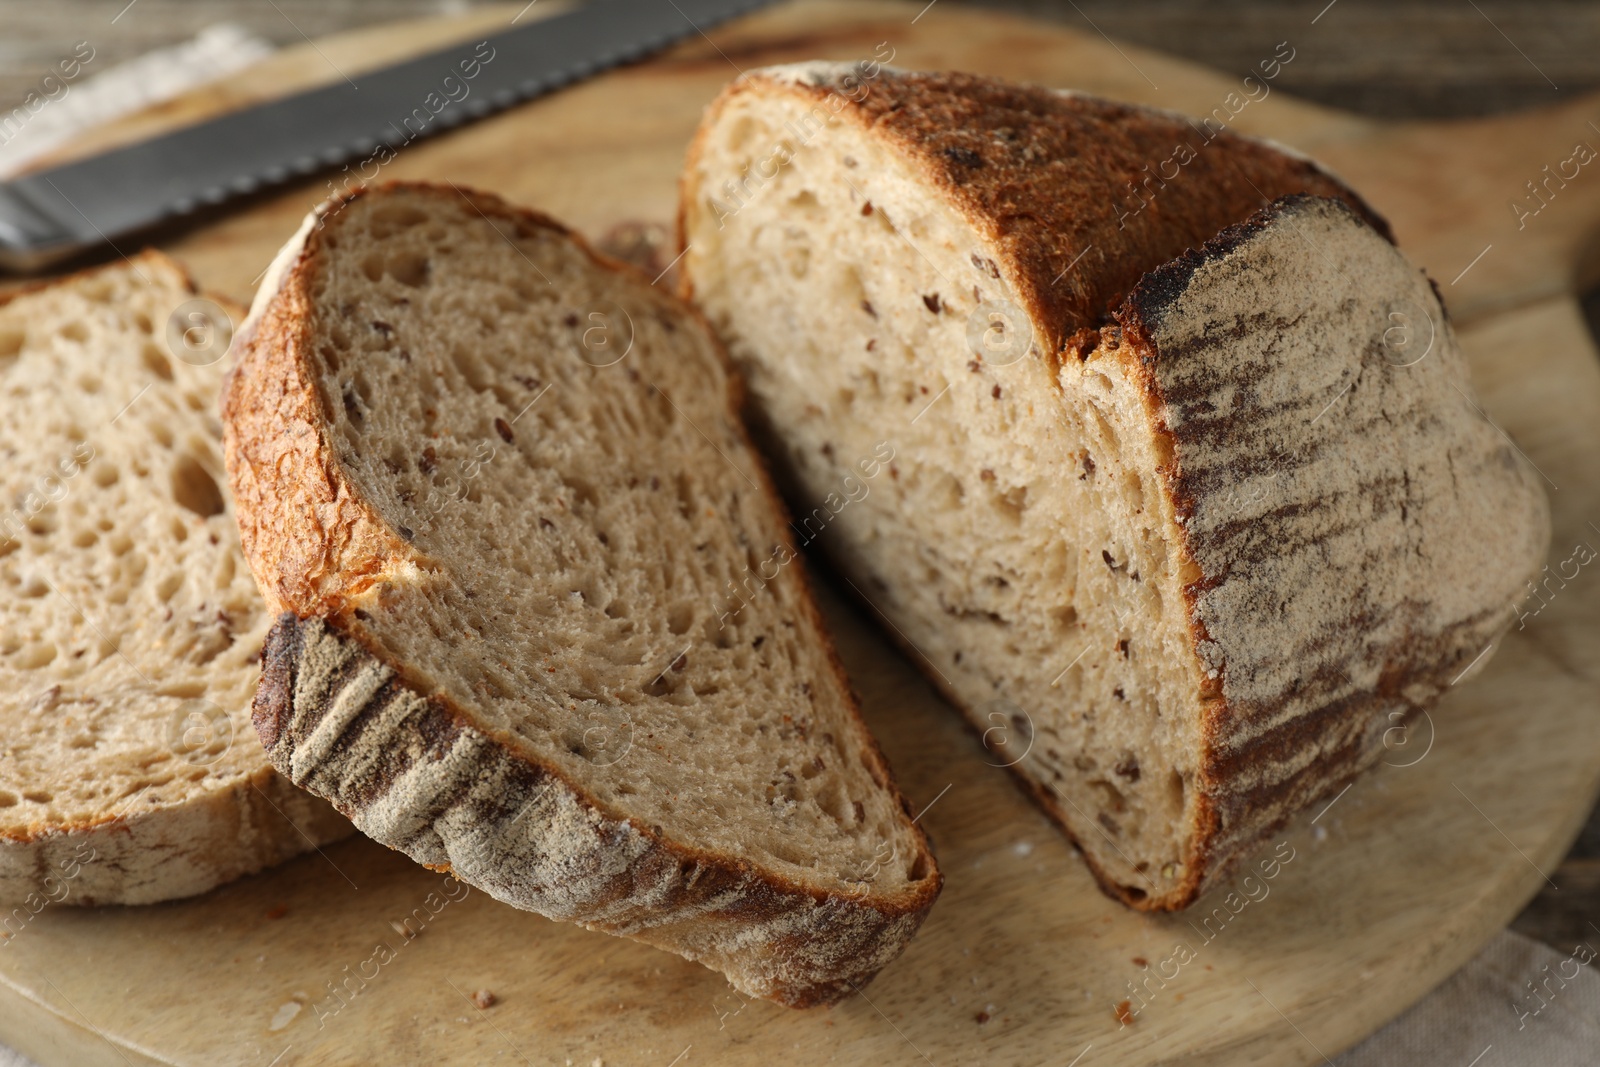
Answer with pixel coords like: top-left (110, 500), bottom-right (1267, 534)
top-left (472, 989), bottom-right (496, 1009)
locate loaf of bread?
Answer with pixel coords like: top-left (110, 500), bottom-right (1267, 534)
top-left (222, 182), bottom-right (940, 1006)
top-left (0, 252), bottom-right (350, 906)
top-left (679, 65), bottom-right (1549, 909)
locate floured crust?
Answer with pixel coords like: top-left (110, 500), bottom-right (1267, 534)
top-left (0, 250), bottom-right (352, 906)
top-left (256, 614), bottom-right (931, 1007)
top-left (1097, 195), bottom-right (1547, 906)
top-left (223, 182), bottom-right (939, 1006)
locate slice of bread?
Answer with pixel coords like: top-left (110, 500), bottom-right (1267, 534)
top-left (0, 251), bottom-right (351, 906)
top-left (221, 182), bottom-right (940, 1006)
top-left (679, 65), bottom-right (1550, 910)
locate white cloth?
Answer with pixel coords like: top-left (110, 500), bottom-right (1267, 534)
top-left (1334, 930), bottom-right (1600, 1066)
top-left (0, 23), bottom-right (273, 178)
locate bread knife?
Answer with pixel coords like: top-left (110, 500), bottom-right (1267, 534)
top-left (0, 0), bottom-right (774, 272)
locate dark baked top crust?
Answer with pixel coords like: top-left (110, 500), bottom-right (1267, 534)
top-left (691, 66), bottom-right (1388, 361)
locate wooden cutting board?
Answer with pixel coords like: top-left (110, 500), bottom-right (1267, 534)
top-left (5, 3), bottom-right (1600, 1065)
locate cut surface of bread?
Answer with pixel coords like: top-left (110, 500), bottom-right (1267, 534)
top-left (679, 65), bottom-right (1550, 909)
top-left (222, 182), bottom-right (939, 1006)
top-left (0, 251), bottom-right (351, 906)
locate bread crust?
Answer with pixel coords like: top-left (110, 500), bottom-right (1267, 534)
top-left (223, 182), bottom-right (940, 1006)
top-left (0, 250), bottom-right (353, 907)
top-left (256, 614), bottom-right (932, 1007)
top-left (0, 758), bottom-right (353, 907)
top-left (679, 67), bottom-right (1546, 911)
top-left (1105, 195), bottom-right (1546, 907)
top-left (677, 64), bottom-right (1388, 345)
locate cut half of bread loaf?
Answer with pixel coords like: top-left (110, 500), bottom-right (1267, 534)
top-left (0, 251), bottom-right (351, 906)
top-left (222, 182), bottom-right (940, 1006)
top-left (679, 65), bottom-right (1550, 910)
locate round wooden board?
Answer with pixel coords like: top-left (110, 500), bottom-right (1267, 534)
top-left (3, 3), bottom-right (1599, 1064)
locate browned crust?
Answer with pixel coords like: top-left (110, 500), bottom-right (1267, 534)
top-left (224, 181), bottom-right (939, 1006)
top-left (677, 67), bottom-right (1389, 349)
top-left (222, 189), bottom-right (422, 617)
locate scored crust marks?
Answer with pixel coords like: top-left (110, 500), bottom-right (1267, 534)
top-left (1106, 195), bottom-right (1548, 902)
top-left (254, 611), bottom-right (929, 1006)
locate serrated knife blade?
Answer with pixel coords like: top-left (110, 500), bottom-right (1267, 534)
top-left (0, 0), bottom-right (774, 272)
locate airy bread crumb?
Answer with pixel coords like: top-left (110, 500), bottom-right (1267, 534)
top-left (0, 251), bottom-right (350, 905)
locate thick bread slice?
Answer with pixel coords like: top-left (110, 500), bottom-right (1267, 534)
top-left (0, 252), bottom-right (351, 906)
top-left (222, 182), bottom-right (940, 1006)
top-left (679, 66), bottom-right (1550, 910)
